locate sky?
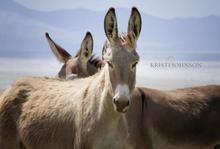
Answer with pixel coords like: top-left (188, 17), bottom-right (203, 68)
top-left (1, 0), bottom-right (220, 58)
top-left (14, 0), bottom-right (220, 18)
top-left (0, 0), bottom-right (219, 89)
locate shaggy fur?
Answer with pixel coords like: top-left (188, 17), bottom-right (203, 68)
top-left (0, 66), bottom-right (127, 149)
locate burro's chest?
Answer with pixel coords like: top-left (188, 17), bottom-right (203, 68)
top-left (84, 116), bottom-right (128, 149)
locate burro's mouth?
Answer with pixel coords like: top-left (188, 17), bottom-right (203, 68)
top-left (116, 106), bottom-right (129, 113)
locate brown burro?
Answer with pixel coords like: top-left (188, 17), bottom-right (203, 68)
top-left (45, 7), bottom-right (220, 149)
top-left (0, 7), bottom-right (141, 149)
top-left (100, 8), bottom-right (220, 149)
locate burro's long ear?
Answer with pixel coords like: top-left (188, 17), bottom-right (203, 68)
top-left (127, 7), bottom-right (142, 45)
top-left (79, 32), bottom-right (93, 61)
top-left (45, 32), bottom-right (71, 63)
top-left (104, 7), bottom-right (118, 43)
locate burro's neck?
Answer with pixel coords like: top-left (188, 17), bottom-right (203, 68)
top-left (96, 65), bottom-right (121, 119)
top-left (80, 65), bottom-right (128, 149)
top-left (79, 65), bottom-right (124, 120)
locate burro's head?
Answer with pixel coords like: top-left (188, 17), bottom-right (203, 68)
top-left (103, 7), bottom-right (142, 113)
top-left (45, 32), bottom-right (96, 80)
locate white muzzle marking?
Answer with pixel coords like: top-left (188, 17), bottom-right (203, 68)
top-left (113, 84), bottom-right (130, 112)
top-left (114, 84), bottom-right (130, 99)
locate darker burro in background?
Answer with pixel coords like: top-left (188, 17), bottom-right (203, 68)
top-left (45, 32), bottom-right (103, 80)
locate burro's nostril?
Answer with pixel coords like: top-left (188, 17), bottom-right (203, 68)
top-left (113, 97), bottom-right (117, 104)
top-left (113, 96), bottom-right (130, 113)
top-left (126, 101), bottom-right (130, 107)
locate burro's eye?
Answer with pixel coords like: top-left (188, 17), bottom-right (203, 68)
top-left (107, 61), bottom-right (114, 69)
top-left (131, 61), bottom-right (138, 70)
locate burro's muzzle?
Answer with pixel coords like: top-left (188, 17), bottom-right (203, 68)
top-left (113, 84), bottom-right (130, 113)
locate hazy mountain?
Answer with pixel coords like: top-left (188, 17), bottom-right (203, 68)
top-left (0, 0), bottom-right (220, 60)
